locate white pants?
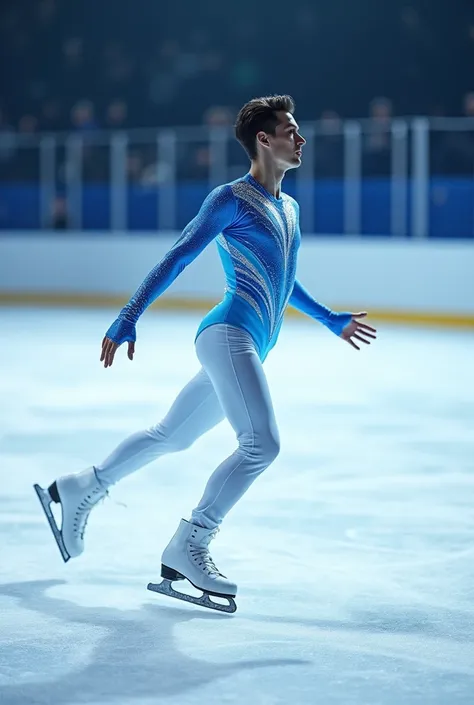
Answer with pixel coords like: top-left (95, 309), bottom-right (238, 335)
top-left (95, 324), bottom-right (280, 528)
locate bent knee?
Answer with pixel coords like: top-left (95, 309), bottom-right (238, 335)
top-left (262, 433), bottom-right (280, 462)
top-left (240, 429), bottom-right (280, 463)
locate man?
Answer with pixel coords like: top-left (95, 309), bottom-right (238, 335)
top-left (35, 95), bottom-right (377, 613)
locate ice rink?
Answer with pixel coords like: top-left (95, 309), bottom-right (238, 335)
top-left (1, 307), bottom-right (473, 705)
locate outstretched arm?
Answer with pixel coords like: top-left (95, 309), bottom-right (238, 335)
top-left (289, 279), bottom-right (377, 349)
top-left (101, 185), bottom-right (236, 367)
top-left (290, 278), bottom-right (351, 335)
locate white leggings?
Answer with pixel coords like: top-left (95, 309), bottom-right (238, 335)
top-left (95, 324), bottom-right (280, 529)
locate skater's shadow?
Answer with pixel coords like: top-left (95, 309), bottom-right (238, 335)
top-left (0, 580), bottom-right (309, 705)
top-left (246, 602), bottom-right (472, 642)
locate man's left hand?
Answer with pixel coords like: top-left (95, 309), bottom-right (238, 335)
top-left (340, 312), bottom-right (377, 350)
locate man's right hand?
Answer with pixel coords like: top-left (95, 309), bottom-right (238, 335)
top-left (100, 337), bottom-right (135, 368)
top-left (101, 318), bottom-right (137, 368)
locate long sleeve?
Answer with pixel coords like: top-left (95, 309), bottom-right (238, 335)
top-left (289, 278), bottom-right (352, 335)
top-left (106, 184), bottom-right (237, 344)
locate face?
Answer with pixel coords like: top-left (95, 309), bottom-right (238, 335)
top-left (257, 111), bottom-right (306, 169)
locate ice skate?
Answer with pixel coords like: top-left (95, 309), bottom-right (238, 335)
top-left (34, 467), bottom-right (107, 562)
top-left (147, 519), bottom-right (237, 613)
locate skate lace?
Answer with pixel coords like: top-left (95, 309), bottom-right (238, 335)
top-left (189, 529), bottom-right (224, 577)
top-left (74, 489), bottom-right (109, 539)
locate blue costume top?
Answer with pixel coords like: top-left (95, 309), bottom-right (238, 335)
top-left (106, 173), bottom-right (352, 360)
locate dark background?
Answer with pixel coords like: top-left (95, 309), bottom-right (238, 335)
top-left (1, 0), bottom-right (474, 132)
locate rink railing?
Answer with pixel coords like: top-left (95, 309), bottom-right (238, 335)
top-left (1, 116), bottom-right (474, 237)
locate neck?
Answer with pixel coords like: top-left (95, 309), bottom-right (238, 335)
top-left (249, 159), bottom-right (286, 199)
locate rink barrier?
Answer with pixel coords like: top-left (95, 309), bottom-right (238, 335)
top-left (0, 233), bottom-right (473, 329)
top-left (0, 291), bottom-right (473, 329)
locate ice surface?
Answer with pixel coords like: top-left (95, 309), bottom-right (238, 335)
top-left (1, 307), bottom-right (474, 705)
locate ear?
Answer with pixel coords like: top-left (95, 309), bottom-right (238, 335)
top-left (256, 131), bottom-right (270, 148)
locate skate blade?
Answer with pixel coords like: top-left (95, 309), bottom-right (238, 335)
top-left (33, 484), bottom-right (70, 563)
top-left (147, 579), bottom-right (237, 614)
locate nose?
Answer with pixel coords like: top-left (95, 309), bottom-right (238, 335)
top-left (297, 133), bottom-right (306, 147)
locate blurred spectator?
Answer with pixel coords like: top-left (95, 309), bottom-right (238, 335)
top-left (126, 151), bottom-right (144, 183)
top-left (105, 100), bottom-right (128, 130)
top-left (364, 97), bottom-right (393, 176)
top-left (18, 115), bottom-right (38, 134)
top-left (203, 106), bottom-right (234, 127)
top-left (432, 91), bottom-right (474, 175)
top-left (320, 111), bottom-right (342, 134)
top-left (50, 194), bottom-right (69, 229)
top-left (315, 110), bottom-right (344, 178)
top-left (181, 146), bottom-right (211, 180)
top-left (71, 100), bottom-right (98, 132)
top-left (366, 98), bottom-right (392, 149)
top-left (11, 116), bottom-right (40, 180)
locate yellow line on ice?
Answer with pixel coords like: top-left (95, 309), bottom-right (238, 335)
top-left (0, 291), bottom-right (473, 329)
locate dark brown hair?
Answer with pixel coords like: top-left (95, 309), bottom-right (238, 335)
top-left (235, 95), bottom-right (295, 160)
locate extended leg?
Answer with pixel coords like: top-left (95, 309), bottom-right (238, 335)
top-left (34, 367), bottom-right (224, 561)
top-left (95, 367), bottom-right (224, 487)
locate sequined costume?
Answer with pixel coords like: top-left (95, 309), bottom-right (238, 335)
top-left (35, 170), bottom-right (356, 600)
top-left (105, 173), bottom-right (352, 359)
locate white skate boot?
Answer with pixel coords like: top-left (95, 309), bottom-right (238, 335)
top-left (147, 519), bottom-right (237, 613)
top-left (34, 468), bottom-right (107, 562)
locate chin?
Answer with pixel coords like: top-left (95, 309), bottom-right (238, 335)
top-left (287, 157), bottom-right (302, 170)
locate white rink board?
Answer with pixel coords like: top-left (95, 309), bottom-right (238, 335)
top-left (0, 233), bottom-right (473, 314)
